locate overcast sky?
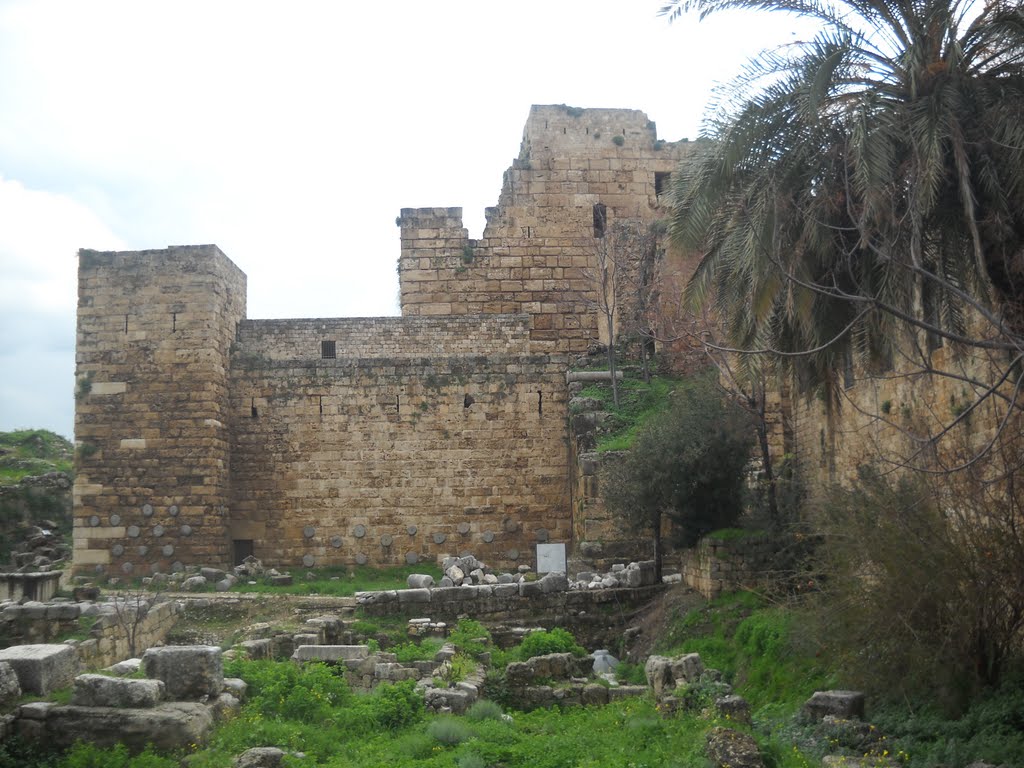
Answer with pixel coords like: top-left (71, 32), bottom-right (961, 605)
top-left (0, 0), bottom-right (810, 441)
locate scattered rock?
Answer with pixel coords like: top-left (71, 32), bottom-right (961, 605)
top-left (705, 726), bottom-right (765, 768)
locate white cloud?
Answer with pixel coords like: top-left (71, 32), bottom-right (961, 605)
top-left (0, 0), bottom-right (818, 439)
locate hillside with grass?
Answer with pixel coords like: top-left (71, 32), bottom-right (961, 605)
top-left (0, 429), bottom-right (74, 562)
top-left (0, 429), bottom-right (72, 485)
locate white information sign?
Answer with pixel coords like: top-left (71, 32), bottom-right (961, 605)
top-left (536, 542), bottom-right (567, 574)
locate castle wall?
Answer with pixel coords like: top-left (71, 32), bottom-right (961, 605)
top-left (398, 105), bottom-right (694, 354)
top-left (71, 106), bottom-right (705, 578)
top-left (73, 246), bottom-right (246, 575)
top-left (228, 316), bottom-right (571, 570)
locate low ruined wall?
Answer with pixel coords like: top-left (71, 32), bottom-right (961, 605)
top-left (681, 534), bottom-right (773, 599)
top-left (0, 599), bottom-right (180, 670)
top-left (355, 584), bottom-right (663, 621)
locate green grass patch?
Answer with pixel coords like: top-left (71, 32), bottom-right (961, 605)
top-left (576, 372), bottom-right (710, 452)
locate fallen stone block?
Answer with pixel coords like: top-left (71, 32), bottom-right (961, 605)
top-left (223, 678), bottom-right (247, 700)
top-left (406, 574), bottom-right (435, 589)
top-left (0, 662), bottom-right (22, 709)
top-left (142, 646), bottom-right (223, 700)
top-left (670, 653), bottom-right (705, 685)
top-left (539, 572), bottom-right (569, 593)
top-left (0, 644), bottom-right (79, 696)
top-left (802, 690), bottom-right (866, 722)
top-left (644, 655), bottom-right (675, 699)
top-left (715, 694), bottom-right (751, 725)
top-left (103, 658), bottom-right (142, 676)
top-left (292, 645), bottom-right (369, 663)
top-left (72, 674), bottom-right (164, 708)
top-left (705, 726), bottom-right (764, 768)
top-left (234, 746), bottom-right (287, 768)
top-left (38, 701), bottom-right (215, 753)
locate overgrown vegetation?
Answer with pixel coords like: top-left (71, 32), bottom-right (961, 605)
top-left (574, 373), bottom-right (680, 452)
top-left (811, 463), bottom-right (1024, 712)
top-left (601, 374), bottom-right (753, 576)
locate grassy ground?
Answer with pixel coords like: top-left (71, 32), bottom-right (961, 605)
top-left (6, 588), bottom-right (1022, 768)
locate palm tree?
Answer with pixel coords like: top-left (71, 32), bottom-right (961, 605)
top-left (664, 0), bottom-right (1024, 431)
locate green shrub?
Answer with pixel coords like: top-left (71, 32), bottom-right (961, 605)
top-left (456, 753), bottom-right (486, 768)
top-left (224, 659), bottom-right (350, 722)
top-left (466, 699), bottom-right (505, 721)
top-left (427, 716), bottom-right (472, 746)
top-left (614, 661), bottom-right (647, 685)
top-left (448, 618), bottom-right (490, 656)
top-left (612, 134), bottom-right (625, 146)
top-left (361, 679), bottom-right (424, 730)
top-left (517, 628), bottom-right (585, 660)
top-left (391, 638), bottom-right (442, 663)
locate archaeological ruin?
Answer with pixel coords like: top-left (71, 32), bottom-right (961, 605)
top-left (72, 105), bottom-right (698, 577)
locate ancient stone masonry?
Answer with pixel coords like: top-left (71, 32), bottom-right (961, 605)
top-left (399, 105), bottom-right (694, 353)
top-left (73, 106), bottom-right (695, 577)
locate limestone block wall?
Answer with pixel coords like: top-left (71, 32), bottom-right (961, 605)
top-left (681, 534), bottom-right (774, 599)
top-left (229, 315), bottom-right (571, 570)
top-left (398, 105), bottom-right (695, 354)
top-left (73, 246), bottom-right (246, 576)
top-left (0, 599), bottom-right (179, 670)
top-left (786, 343), bottom-right (1009, 495)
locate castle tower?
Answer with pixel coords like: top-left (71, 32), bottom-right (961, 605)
top-left (73, 246), bottom-right (246, 577)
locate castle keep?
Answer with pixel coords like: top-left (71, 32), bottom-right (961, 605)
top-left (72, 105), bottom-right (693, 577)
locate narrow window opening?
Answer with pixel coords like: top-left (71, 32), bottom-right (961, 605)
top-left (593, 203), bottom-right (607, 238)
top-left (124, 314), bottom-right (129, 334)
top-left (321, 340), bottom-right (336, 359)
top-left (654, 172), bottom-right (671, 198)
top-left (171, 312), bottom-right (177, 332)
top-left (527, 226), bottom-right (531, 238)
top-left (318, 395), bottom-right (324, 415)
top-left (562, 127), bottom-right (566, 134)
top-left (537, 391), bottom-right (543, 416)
top-left (843, 348), bottom-right (855, 389)
top-left (586, 127), bottom-right (589, 135)
top-left (250, 398), bottom-right (258, 419)
top-left (621, 128), bottom-right (626, 135)
top-left (464, 394), bottom-right (474, 409)
top-left (396, 395), bottom-right (400, 413)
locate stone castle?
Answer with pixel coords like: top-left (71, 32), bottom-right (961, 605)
top-left (72, 105), bottom-right (697, 577)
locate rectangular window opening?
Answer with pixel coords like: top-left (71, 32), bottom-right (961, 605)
top-left (250, 398), bottom-right (258, 418)
top-left (593, 203), bottom-right (607, 238)
top-left (321, 340), bottom-right (336, 359)
top-left (655, 172), bottom-right (671, 198)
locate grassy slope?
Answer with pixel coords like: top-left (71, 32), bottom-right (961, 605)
top-left (0, 429), bottom-right (73, 485)
top-left (574, 372), bottom-right (697, 452)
